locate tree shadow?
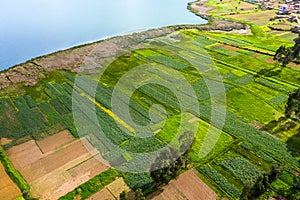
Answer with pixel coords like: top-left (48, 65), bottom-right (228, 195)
top-left (263, 117), bottom-right (300, 164)
top-left (286, 130), bottom-right (300, 158)
top-left (262, 116), bottom-right (288, 132)
top-left (255, 68), bottom-right (282, 78)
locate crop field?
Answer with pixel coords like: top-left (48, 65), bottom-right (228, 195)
top-left (84, 178), bottom-right (130, 200)
top-left (0, 28), bottom-right (299, 199)
top-left (6, 131), bottom-right (108, 199)
top-left (0, 162), bottom-right (22, 200)
top-left (224, 10), bottom-right (276, 26)
top-left (149, 168), bottom-right (217, 200)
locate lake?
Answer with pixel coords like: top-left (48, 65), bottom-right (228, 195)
top-left (0, 0), bottom-right (206, 71)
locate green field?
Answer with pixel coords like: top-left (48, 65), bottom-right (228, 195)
top-left (0, 27), bottom-right (299, 199)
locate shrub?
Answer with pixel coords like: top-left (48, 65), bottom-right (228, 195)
top-left (0, 147), bottom-right (30, 193)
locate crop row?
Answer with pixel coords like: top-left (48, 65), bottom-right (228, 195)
top-left (255, 78), bottom-right (295, 94)
top-left (220, 156), bottom-right (263, 184)
top-left (138, 84), bottom-right (181, 114)
top-left (199, 166), bottom-right (241, 198)
top-left (195, 100), bottom-right (297, 165)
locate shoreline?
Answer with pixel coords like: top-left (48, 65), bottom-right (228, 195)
top-left (0, 0), bottom-right (248, 90)
top-left (188, 0), bottom-right (214, 20)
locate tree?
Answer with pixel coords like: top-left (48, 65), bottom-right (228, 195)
top-left (240, 165), bottom-right (284, 199)
top-left (134, 189), bottom-right (145, 200)
top-left (274, 46), bottom-right (293, 67)
top-left (269, 164), bottom-right (284, 182)
top-left (274, 33), bottom-right (300, 66)
top-left (120, 190), bottom-right (128, 200)
top-left (150, 148), bottom-right (190, 186)
top-left (291, 33), bottom-right (300, 61)
top-left (241, 181), bottom-right (252, 200)
top-left (285, 88), bottom-right (300, 119)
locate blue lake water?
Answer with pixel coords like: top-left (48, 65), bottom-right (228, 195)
top-left (0, 0), bottom-right (206, 71)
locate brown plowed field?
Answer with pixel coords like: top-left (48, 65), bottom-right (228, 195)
top-left (36, 130), bottom-right (75, 153)
top-left (21, 139), bottom-right (91, 183)
top-left (68, 157), bottom-right (108, 178)
top-left (6, 131), bottom-right (108, 200)
top-left (6, 140), bottom-right (44, 169)
top-left (149, 169), bottom-right (217, 200)
top-left (0, 162), bottom-right (22, 200)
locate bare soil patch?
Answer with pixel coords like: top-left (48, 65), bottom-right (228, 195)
top-left (87, 188), bottom-right (115, 200)
top-left (0, 162), bottom-right (22, 200)
top-left (154, 128), bottom-right (162, 134)
top-left (189, 0), bottom-right (214, 17)
top-left (189, 116), bottom-right (200, 123)
top-left (149, 169), bottom-right (217, 200)
top-left (220, 44), bottom-right (240, 51)
top-left (106, 178), bottom-right (131, 198)
top-left (6, 131), bottom-right (108, 200)
top-left (6, 140), bottom-right (44, 169)
top-left (36, 130), bottom-right (75, 153)
top-left (21, 139), bottom-right (92, 183)
top-left (68, 157), bottom-right (108, 178)
top-left (151, 184), bottom-right (186, 200)
top-left (0, 137), bottom-right (12, 145)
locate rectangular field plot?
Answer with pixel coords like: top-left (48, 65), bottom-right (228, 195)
top-left (223, 88), bottom-right (279, 123)
top-left (149, 168), bottom-right (217, 200)
top-left (0, 162), bottom-right (22, 200)
top-left (189, 118), bottom-right (236, 163)
top-left (199, 165), bottom-right (241, 198)
top-left (6, 131), bottom-right (108, 200)
top-left (87, 188), bottom-right (115, 200)
top-left (87, 178), bottom-right (131, 200)
top-left (36, 130), bottom-right (75, 153)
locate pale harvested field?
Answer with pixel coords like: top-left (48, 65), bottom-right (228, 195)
top-left (189, 116), bottom-right (200, 123)
top-left (36, 130), bottom-right (75, 153)
top-left (68, 157), bottom-right (108, 178)
top-left (149, 168), bottom-right (217, 200)
top-left (106, 178), bottom-right (131, 198)
top-left (7, 131), bottom-right (108, 200)
top-left (87, 188), bottom-right (115, 200)
top-left (6, 140), bottom-right (44, 169)
top-left (150, 185), bottom-right (187, 200)
top-left (87, 178), bottom-right (131, 200)
top-left (21, 139), bottom-right (91, 183)
top-left (0, 162), bottom-right (22, 200)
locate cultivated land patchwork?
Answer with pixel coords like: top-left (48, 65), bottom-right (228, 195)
top-left (0, 0), bottom-right (300, 199)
